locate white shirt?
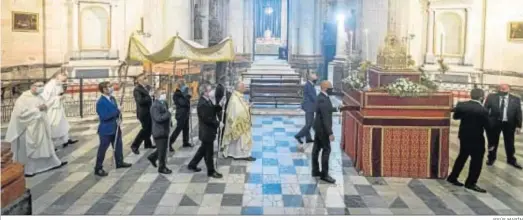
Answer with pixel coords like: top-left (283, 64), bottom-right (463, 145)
top-left (499, 95), bottom-right (508, 121)
top-left (103, 94), bottom-right (113, 104)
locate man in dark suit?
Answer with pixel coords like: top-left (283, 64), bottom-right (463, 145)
top-left (169, 80), bottom-right (193, 152)
top-left (447, 88), bottom-right (490, 193)
top-left (312, 80), bottom-right (344, 184)
top-left (295, 73), bottom-right (318, 147)
top-left (94, 81), bottom-right (132, 177)
top-left (215, 82), bottom-right (232, 145)
top-left (130, 75), bottom-right (155, 155)
top-left (187, 84), bottom-right (223, 178)
top-left (484, 84), bottom-right (522, 169)
top-left (147, 88), bottom-right (172, 174)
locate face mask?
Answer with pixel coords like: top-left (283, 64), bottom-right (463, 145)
top-left (208, 89), bottom-right (216, 98)
top-left (326, 88), bottom-right (334, 95)
top-left (159, 94), bottom-right (167, 101)
top-left (108, 87), bottom-right (114, 95)
top-left (312, 79), bottom-right (318, 83)
top-left (36, 87), bottom-right (44, 94)
top-left (499, 91), bottom-right (508, 96)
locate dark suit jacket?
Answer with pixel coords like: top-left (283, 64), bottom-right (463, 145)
top-left (301, 81), bottom-right (317, 112)
top-left (150, 100), bottom-right (171, 139)
top-left (313, 93), bottom-right (338, 138)
top-left (484, 93), bottom-right (522, 128)
top-left (133, 84), bottom-right (152, 120)
top-left (173, 89), bottom-right (191, 120)
top-left (96, 95), bottom-right (121, 136)
top-left (197, 96), bottom-right (219, 142)
top-left (215, 84), bottom-right (231, 121)
top-left (453, 100), bottom-right (490, 144)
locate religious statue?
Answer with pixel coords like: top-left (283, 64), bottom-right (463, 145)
top-left (193, 4), bottom-right (204, 40)
top-left (264, 29), bottom-right (272, 40)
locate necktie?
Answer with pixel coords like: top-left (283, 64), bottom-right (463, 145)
top-left (500, 97), bottom-right (505, 121)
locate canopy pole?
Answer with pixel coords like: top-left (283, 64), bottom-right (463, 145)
top-left (168, 59), bottom-right (177, 107)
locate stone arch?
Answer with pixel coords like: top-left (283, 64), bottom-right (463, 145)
top-left (435, 11), bottom-right (464, 56)
top-left (80, 6), bottom-right (110, 50)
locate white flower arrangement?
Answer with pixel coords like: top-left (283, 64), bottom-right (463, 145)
top-left (342, 73), bottom-right (367, 91)
top-left (385, 78), bottom-right (432, 97)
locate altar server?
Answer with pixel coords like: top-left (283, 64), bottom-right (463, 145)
top-left (5, 82), bottom-right (68, 177)
top-left (447, 88), bottom-right (489, 193)
top-left (484, 84), bottom-right (522, 169)
top-left (41, 73), bottom-right (78, 148)
top-left (94, 81), bottom-right (132, 177)
top-left (312, 80), bottom-right (343, 184)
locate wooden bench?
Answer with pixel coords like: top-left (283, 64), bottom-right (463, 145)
top-left (249, 83), bottom-right (303, 107)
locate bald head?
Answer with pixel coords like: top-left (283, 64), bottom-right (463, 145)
top-left (320, 80), bottom-right (332, 92)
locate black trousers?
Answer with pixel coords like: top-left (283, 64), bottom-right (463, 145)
top-left (296, 112), bottom-right (314, 141)
top-left (448, 138), bottom-right (485, 186)
top-left (170, 116), bottom-right (190, 146)
top-left (311, 134), bottom-right (331, 177)
top-left (487, 121), bottom-right (517, 163)
top-left (131, 116), bottom-right (153, 149)
top-left (188, 141), bottom-right (215, 174)
top-left (149, 137), bottom-right (168, 169)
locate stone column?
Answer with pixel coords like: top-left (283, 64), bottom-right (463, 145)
top-left (228, 0), bottom-right (244, 54)
top-left (425, 9), bottom-right (435, 63)
top-left (328, 0), bottom-right (348, 85)
top-left (298, 0), bottom-right (314, 55)
top-left (334, 17), bottom-right (347, 60)
top-left (243, 0), bottom-right (253, 57)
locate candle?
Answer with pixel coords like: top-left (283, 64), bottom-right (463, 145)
top-left (440, 33), bottom-right (444, 57)
top-left (364, 29), bottom-right (369, 61)
top-left (349, 31), bottom-right (353, 56)
top-left (140, 17), bottom-right (144, 31)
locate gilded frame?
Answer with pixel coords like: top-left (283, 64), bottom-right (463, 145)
top-left (12, 11), bottom-right (39, 32)
top-left (508, 21), bottom-right (523, 42)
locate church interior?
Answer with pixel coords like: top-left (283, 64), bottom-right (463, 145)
top-left (1, 0), bottom-right (523, 216)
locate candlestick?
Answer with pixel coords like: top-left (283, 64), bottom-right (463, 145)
top-left (440, 33), bottom-right (444, 58)
top-left (364, 29), bottom-right (369, 61)
top-left (349, 31), bottom-right (353, 56)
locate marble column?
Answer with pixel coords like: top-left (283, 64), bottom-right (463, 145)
top-left (298, 0), bottom-right (314, 55)
top-left (228, 0), bottom-right (244, 54)
top-left (334, 17), bottom-right (347, 60)
top-left (328, 0), bottom-right (348, 84)
top-left (288, 0), bottom-right (299, 58)
top-left (243, 0), bottom-right (253, 57)
top-left (425, 9), bottom-right (435, 63)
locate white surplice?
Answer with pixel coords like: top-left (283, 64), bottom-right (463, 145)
top-left (221, 91), bottom-right (253, 159)
top-left (41, 79), bottom-right (70, 146)
top-left (4, 90), bottom-right (63, 176)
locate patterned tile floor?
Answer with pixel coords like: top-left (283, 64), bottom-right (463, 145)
top-left (20, 115), bottom-right (523, 215)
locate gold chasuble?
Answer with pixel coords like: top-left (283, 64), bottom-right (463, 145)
top-left (221, 91), bottom-right (253, 158)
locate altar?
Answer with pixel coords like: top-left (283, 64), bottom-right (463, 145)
top-left (340, 34), bottom-right (453, 179)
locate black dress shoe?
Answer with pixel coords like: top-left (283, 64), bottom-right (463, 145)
top-left (62, 143), bottom-right (69, 148)
top-left (486, 159), bottom-right (495, 166)
top-left (95, 169), bottom-right (108, 177)
top-left (320, 175), bottom-right (336, 184)
top-left (465, 185), bottom-right (487, 193)
top-left (145, 145), bottom-right (156, 149)
top-left (116, 162), bottom-right (132, 169)
top-left (208, 171), bottom-right (223, 179)
top-left (182, 143), bottom-right (193, 148)
top-left (241, 156), bottom-right (256, 161)
top-left (67, 139), bottom-right (79, 145)
top-left (158, 167), bottom-right (172, 174)
top-left (311, 171), bottom-right (321, 177)
top-left (147, 155), bottom-right (157, 168)
top-left (508, 162), bottom-right (523, 170)
top-left (24, 173), bottom-right (35, 178)
top-left (305, 139), bottom-right (314, 143)
top-left (446, 178), bottom-right (464, 187)
top-left (169, 146), bottom-right (175, 152)
top-left (188, 165), bottom-right (202, 172)
top-left (131, 147), bottom-right (140, 155)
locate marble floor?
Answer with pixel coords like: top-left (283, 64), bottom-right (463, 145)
top-left (22, 115), bottom-right (523, 215)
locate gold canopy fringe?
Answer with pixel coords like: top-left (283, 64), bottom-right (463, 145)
top-left (126, 33), bottom-right (236, 63)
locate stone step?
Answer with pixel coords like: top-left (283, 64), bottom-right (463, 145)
top-left (249, 65), bottom-right (295, 71)
top-left (245, 70), bottom-right (297, 75)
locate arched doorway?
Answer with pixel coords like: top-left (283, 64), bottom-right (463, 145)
top-left (80, 6), bottom-right (110, 50)
top-left (434, 12), bottom-right (464, 57)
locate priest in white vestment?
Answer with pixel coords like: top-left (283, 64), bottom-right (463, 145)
top-left (220, 82), bottom-right (256, 161)
top-left (4, 82), bottom-right (68, 177)
top-left (41, 73), bottom-right (78, 148)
